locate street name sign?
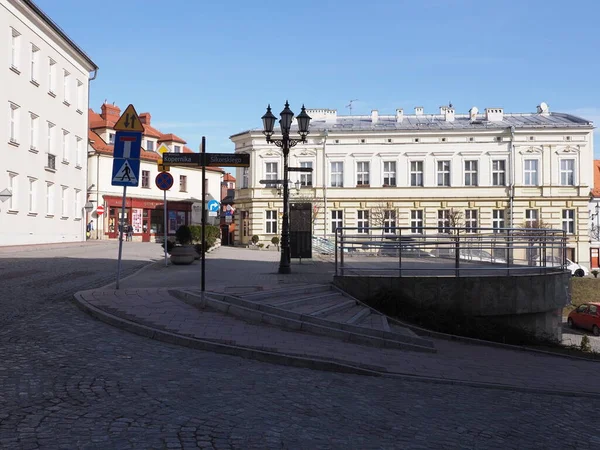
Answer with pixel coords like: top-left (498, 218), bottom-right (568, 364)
top-left (204, 153), bottom-right (250, 167)
top-left (162, 153), bottom-right (202, 166)
top-left (259, 179), bottom-right (284, 185)
top-left (287, 167), bottom-right (313, 172)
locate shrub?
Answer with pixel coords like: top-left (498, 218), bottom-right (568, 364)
top-left (271, 236), bottom-right (280, 248)
top-left (581, 335), bottom-right (592, 352)
top-left (160, 239), bottom-right (175, 254)
top-left (194, 243), bottom-right (203, 256)
top-left (258, 243), bottom-right (264, 248)
top-left (251, 235), bottom-right (260, 245)
top-left (189, 225), bottom-right (202, 244)
top-left (592, 269), bottom-right (599, 279)
top-left (175, 225), bottom-right (193, 245)
top-left (205, 225), bottom-right (220, 249)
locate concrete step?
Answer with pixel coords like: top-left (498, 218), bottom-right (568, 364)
top-left (267, 292), bottom-right (340, 308)
top-left (346, 307), bottom-right (371, 325)
top-left (321, 304), bottom-right (367, 323)
top-left (308, 299), bottom-right (356, 318)
top-left (241, 284), bottom-right (330, 302)
top-left (287, 297), bottom-right (347, 315)
top-left (357, 313), bottom-right (391, 333)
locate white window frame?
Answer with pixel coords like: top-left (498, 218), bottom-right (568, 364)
top-left (492, 160), bottom-right (506, 186)
top-left (30, 44), bottom-right (39, 83)
top-left (146, 139), bottom-right (154, 151)
top-left (174, 145), bottom-right (181, 153)
top-left (8, 173), bottom-right (18, 211)
top-left (48, 58), bottom-right (56, 94)
top-left (357, 210), bottom-right (369, 234)
top-left (523, 159), bottom-right (539, 186)
top-left (465, 209), bottom-right (478, 232)
top-left (9, 102), bottom-right (19, 143)
top-left (330, 161), bottom-right (344, 187)
top-left (28, 178), bottom-right (36, 213)
top-left (559, 158), bottom-right (575, 186)
top-left (46, 122), bottom-right (55, 155)
top-left (10, 28), bottom-right (20, 71)
top-left (265, 210), bottom-right (277, 234)
top-left (61, 186), bottom-right (68, 218)
top-left (383, 210), bottom-right (396, 233)
top-left (242, 167), bottom-right (249, 189)
top-left (525, 209), bottom-right (539, 228)
top-left (75, 136), bottom-right (82, 167)
top-left (410, 210), bottom-right (423, 233)
top-left (265, 161), bottom-right (278, 183)
top-left (356, 161), bottom-right (370, 186)
top-left (438, 209), bottom-right (450, 233)
top-left (76, 80), bottom-right (83, 111)
top-left (300, 161), bottom-right (313, 186)
top-left (436, 160), bottom-right (451, 187)
top-left (410, 160), bottom-right (424, 187)
top-left (383, 161), bottom-right (396, 186)
top-left (331, 210), bottom-right (343, 234)
top-left (62, 130), bottom-right (69, 161)
top-left (562, 209), bottom-right (575, 234)
top-left (74, 189), bottom-right (81, 219)
top-left (464, 160), bottom-right (478, 186)
top-left (29, 112), bottom-right (38, 150)
top-left (492, 209), bottom-right (505, 232)
top-left (63, 70), bottom-right (70, 104)
top-left (46, 182), bottom-right (54, 216)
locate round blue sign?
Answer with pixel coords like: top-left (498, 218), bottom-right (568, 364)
top-left (155, 172), bottom-right (174, 191)
top-left (207, 199), bottom-right (220, 212)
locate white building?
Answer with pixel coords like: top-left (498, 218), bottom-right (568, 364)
top-left (87, 103), bottom-right (224, 241)
top-left (0, 0), bottom-right (98, 246)
top-left (230, 102), bottom-right (594, 266)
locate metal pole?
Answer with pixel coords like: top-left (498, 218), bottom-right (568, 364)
top-left (322, 130), bottom-right (328, 240)
top-left (201, 136), bottom-right (206, 292)
top-left (279, 136), bottom-right (291, 274)
top-left (116, 186), bottom-right (127, 290)
top-left (163, 189), bottom-right (168, 266)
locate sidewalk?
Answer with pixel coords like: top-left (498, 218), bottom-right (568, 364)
top-left (74, 246), bottom-right (600, 396)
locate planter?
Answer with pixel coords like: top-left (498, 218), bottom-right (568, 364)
top-left (169, 245), bottom-right (197, 265)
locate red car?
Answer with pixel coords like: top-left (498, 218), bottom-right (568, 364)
top-left (568, 303), bottom-right (600, 335)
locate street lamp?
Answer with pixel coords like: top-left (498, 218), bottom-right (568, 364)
top-left (591, 202), bottom-right (600, 241)
top-left (262, 101), bottom-right (311, 274)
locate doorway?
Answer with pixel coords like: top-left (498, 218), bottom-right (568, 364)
top-left (142, 217), bottom-right (151, 242)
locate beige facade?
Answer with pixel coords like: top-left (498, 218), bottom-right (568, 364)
top-left (230, 104), bottom-right (594, 266)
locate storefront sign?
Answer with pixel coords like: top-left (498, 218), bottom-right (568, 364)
top-left (132, 208), bottom-right (143, 233)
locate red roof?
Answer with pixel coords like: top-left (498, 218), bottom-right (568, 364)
top-left (592, 160), bottom-right (600, 198)
top-left (158, 133), bottom-right (186, 144)
top-left (224, 173), bottom-right (236, 182)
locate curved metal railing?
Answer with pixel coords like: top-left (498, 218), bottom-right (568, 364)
top-left (334, 226), bottom-right (567, 277)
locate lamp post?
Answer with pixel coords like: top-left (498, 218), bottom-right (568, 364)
top-left (262, 101), bottom-right (311, 274)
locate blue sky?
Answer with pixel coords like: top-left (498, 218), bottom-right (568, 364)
top-left (35, 0), bottom-right (600, 156)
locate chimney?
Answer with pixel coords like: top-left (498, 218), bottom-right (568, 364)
top-left (439, 106), bottom-right (448, 114)
top-left (469, 106), bottom-right (479, 122)
top-left (415, 106), bottom-right (424, 116)
top-left (139, 112), bottom-right (151, 125)
top-left (395, 109), bottom-right (404, 123)
top-left (371, 110), bottom-right (379, 124)
top-left (485, 108), bottom-right (504, 122)
top-left (100, 103), bottom-right (121, 121)
top-left (444, 108), bottom-right (455, 122)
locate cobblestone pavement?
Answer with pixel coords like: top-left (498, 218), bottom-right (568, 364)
top-left (1, 242), bottom-right (600, 449)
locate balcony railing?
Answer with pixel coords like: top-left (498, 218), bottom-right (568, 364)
top-left (334, 226), bottom-right (567, 277)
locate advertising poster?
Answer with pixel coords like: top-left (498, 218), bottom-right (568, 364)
top-left (132, 208), bottom-right (143, 233)
top-left (168, 211), bottom-right (177, 234)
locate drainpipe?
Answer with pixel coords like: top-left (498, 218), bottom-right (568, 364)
top-left (87, 69), bottom-right (99, 238)
top-left (322, 130), bottom-right (328, 239)
top-left (509, 125), bottom-right (516, 228)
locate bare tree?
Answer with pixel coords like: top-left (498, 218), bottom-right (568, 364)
top-left (370, 202), bottom-right (395, 237)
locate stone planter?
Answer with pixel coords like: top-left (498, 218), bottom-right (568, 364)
top-left (169, 245), bottom-right (197, 265)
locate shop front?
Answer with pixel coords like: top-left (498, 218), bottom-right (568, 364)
top-left (103, 195), bottom-right (193, 242)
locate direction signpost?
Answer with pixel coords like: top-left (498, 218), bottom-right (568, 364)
top-left (111, 104), bottom-right (144, 289)
top-left (162, 142), bottom-right (250, 296)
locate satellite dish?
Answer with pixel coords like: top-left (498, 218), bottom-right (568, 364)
top-left (469, 106), bottom-right (479, 120)
top-left (537, 102), bottom-right (549, 113)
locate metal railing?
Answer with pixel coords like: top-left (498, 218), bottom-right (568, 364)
top-left (334, 226), bottom-right (568, 277)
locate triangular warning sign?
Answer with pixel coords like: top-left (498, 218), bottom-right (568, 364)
top-left (113, 160), bottom-right (138, 184)
top-left (114, 104), bottom-right (145, 133)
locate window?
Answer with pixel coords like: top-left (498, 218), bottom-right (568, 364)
top-left (9, 102), bottom-right (19, 143)
top-left (47, 154), bottom-right (56, 170)
top-left (46, 182), bottom-right (54, 215)
top-left (410, 161), bottom-right (423, 186)
top-left (525, 209), bottom-right (538, 228)
top-left (75, 137), bottom-right (82, 167)
top-left (356, 161), bottom-right (370, 186)
top-left (560, 159), bottom-right (575, 186)
top-left (109, 133), bottom-right (115, 144)
top-left (330, 162), bottom-right (343, 187)
top-left (437, 161), bottom-right (450, 186)
top-left (492, 160), bottom-right (506, 186)
top-left (10, 28), bottom-right (20, 70)
top-left (28, 178), bottom-right (36, 213)
top-left (62, 130), bottom-right (69, 161)
top-left (265, 162), bottom-right (278, 182)
top-left (464, 160), bottom-right (478, 186)
top-left (383, 210), bottom-right (396, 233)
top-left (265, 210), bottom-right (277, 234)
top-left (437, 210), bottom-right (450, 233)
top-left (8, 173), bottom-right (17, 211)
top-left (46, 122), bottom-right (55, 154)
top-left (331, 210), bottom-right (343, 234)
top-left (74, 189), bottom-right (81, 219)
top-left (141, 170), bottom-right (150, 188)
top-left (76, 80), bottom-right (83, 111)
top-left (410, 210), bottom-right (423, 233)
top-left (492, 210), bottom-right (505, 232)
top-left (300, 161), bottom-right (312, 186)
top-left (48, 59), bottom-right (56, 94)
top-left (61, 186), bottom-right (68, 217)
top-left (63, 70), bottom-right (70, 104)
top-left (562, 209), bottom-right (575, 234)
top-left (357, 210), bottom-right (369, 234)
top-left (30, 44), bottom-right (39, 82)
top-left (180, 175), bottom-right (187, 192)
top-left (242, 167), bottom-right (249, 189)
top-left (146, 140), bottom-right (154, 151)
top-left (383, 161), bottom-right (396, 186)
top-left (524, 159), bottom-right (538, 186)
top-left (241, 211), bottom-right (249, 237)
top-left (465, 209), bottom-right (478, 232)
top-left (29, 113), bottom-right (38, 150)
top-left (174, 145), bottom-right (181, 153)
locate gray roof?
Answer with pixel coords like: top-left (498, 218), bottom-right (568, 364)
top-left (231, 111), bottom-right (594, 138)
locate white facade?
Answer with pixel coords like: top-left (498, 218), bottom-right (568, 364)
top-left (231, 103), bottom-right (595, 266)
top-left (0, 0), bottom-right (97, 245)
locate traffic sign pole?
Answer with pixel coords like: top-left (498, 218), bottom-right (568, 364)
top-left (201, 136), bottom-right (206, 295)
top-left (164, 189), bottom-right (168, 267)
top-left (116, 186), bottom-right (127, 290)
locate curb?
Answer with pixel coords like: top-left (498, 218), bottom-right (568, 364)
top-left (99, 257), bottom-right (163, 290)
top-left (71, 289), bottom-right (600, 399)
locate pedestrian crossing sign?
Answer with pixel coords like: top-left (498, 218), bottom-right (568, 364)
top-left (112, 158), bottom-right (140, 186)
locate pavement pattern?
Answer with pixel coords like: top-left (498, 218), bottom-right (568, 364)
top-left (0, 242), bottom-right (599, 449)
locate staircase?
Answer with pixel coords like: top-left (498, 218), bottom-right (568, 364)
top-left (312, 236), bottom-right (335, 255)
top-left (177, 284), bottom-right (436, 353)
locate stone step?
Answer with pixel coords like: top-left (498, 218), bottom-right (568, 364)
top-left (320, 304), bottom-right (367, 323)
top-left (240, 284), bottom-right (330, 301)
top-left (346, 307), bottom-right (371, 325)
top-left (267, 292), bottom-right (341, 308)
top-left (287, 297), bottom-right (348, 315)
top-left (308, 299), bottom-right (356, 318)
top-left (357, 313), bottom-right (391, 332)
